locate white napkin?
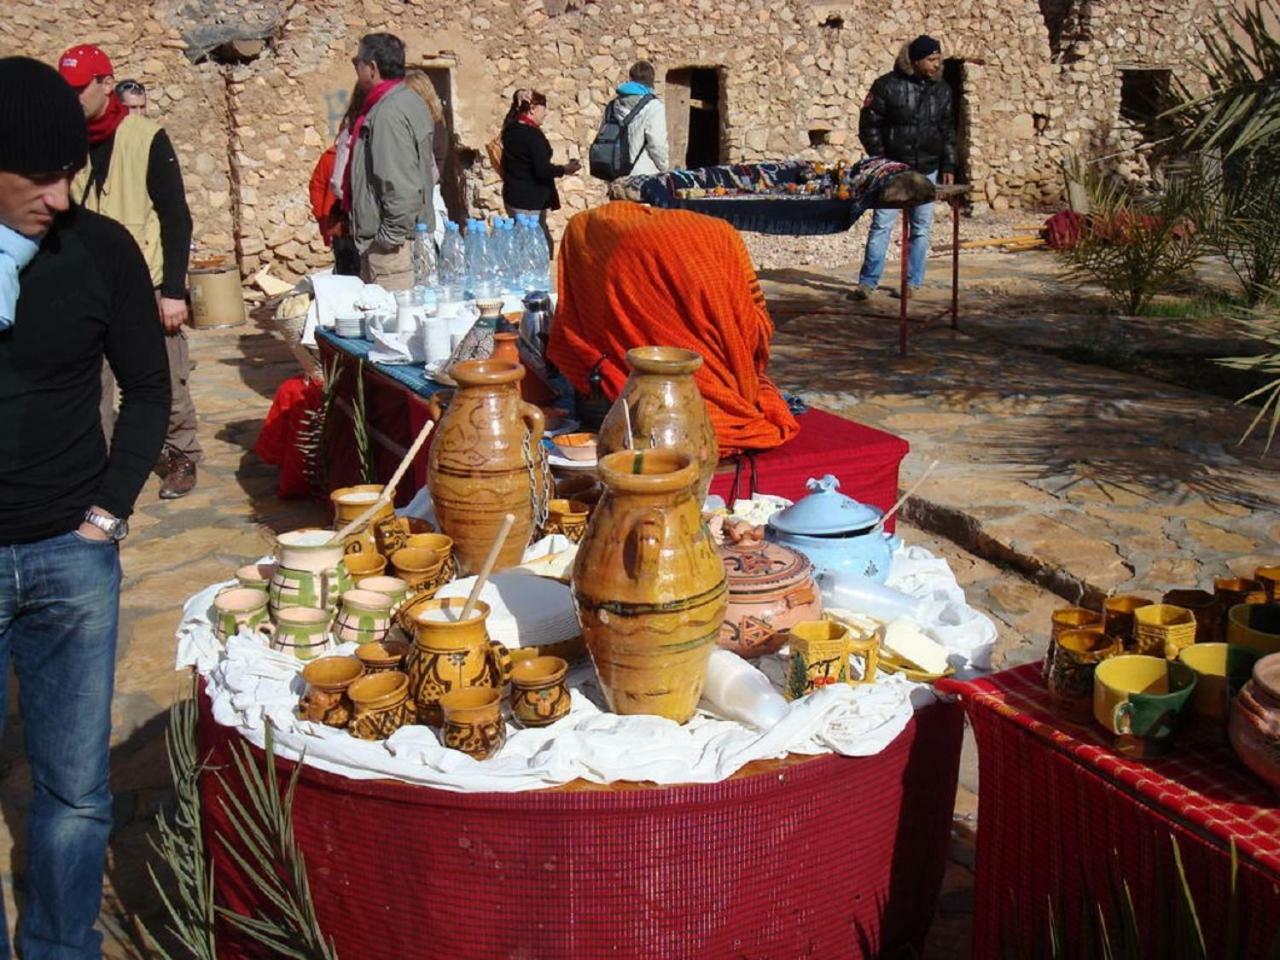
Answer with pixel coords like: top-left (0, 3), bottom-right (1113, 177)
top-left (311, 274), bottom-right (368, 328)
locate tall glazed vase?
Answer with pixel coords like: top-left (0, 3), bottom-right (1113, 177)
top-left (596, 347), bottom-right (719, 503)
top-left (571, 449), bottom-right (727, 723)
top-left (427, 359), bottom-right (549, 575)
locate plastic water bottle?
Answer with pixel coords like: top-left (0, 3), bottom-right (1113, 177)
top-left (496, 219), bottom-right (521, 296)
top-left (464, 219), bottom-right (497, 299)
top-left (518, 214), bottom-right (551, 293)
top-left (412, 221), bottom-right (437, 289)
top-left (439, 221), bottom-right (465, 302)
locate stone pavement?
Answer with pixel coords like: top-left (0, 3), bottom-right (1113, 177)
top-left (0, 245), bottom-right (1274, 954)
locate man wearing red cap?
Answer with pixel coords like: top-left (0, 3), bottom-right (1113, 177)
top-left (0, 56), bottom-right (169, 957)
top-left (58, 44), bottom-right (201, 499)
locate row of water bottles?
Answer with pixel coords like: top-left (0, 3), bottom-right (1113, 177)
top-left (414, 215), bottom-right (551, 302)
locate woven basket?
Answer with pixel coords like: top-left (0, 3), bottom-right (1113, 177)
top-left (1133, 604), bottom-right (1197, 659)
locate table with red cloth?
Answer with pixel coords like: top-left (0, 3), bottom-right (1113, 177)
top-left (939, 663), bottom-right (1280, 958)
top-left (314, 331), bottom-right (910, 526)
top-left (198, 686), bottom-right (964, 959)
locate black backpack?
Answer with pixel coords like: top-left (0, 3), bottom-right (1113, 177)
top-left (589, 94), bottom-right (656, 181)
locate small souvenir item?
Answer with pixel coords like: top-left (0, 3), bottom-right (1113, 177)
top-left (785, 619), bottom-right (851, 700)
top-left (1178, 643), bottom-right (1260, 722)
top-left (269, 529), bottom-right (352, 618)
top-left (1101, 595), bottom-right (1153, 649)
top-left (718, 521), bottom-right (821, 659)
top-left (1229, 652), bottom-right (1280, 797)
top-left (334, 589), bottom-right (394, 645)
top-left (510, 656), bottom-right (571, 728)
top-left (348, 670), bottom-right (414, 740)
top-left (355, 638), bottom-right (410, 675)
top-left (1047, 629), bottom-right (1121, 722)
top-left (270, 606), bottom-right (332, 661)
top-left (407, 598), bottom-right (512, 725)
top-left (212, 587), bottom-right (272, 642)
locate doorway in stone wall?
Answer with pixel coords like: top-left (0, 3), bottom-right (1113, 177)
top-left (665, 67), bottom-right (723, 170)
top-left (942, 58), bottom-right (971, 188)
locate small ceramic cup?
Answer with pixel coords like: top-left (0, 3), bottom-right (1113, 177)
top-left (1044, 607), bottom-right (1104, 684)
top-left (1047, 628), bottom-right (1120, 722)
top-left (354, 639), bottom-right (410, 675)
top-left (235, 561), bottom-right (277, 592)
top-left (1132, 604), bottom-right (1197, 660)
top-left (270, 606), bottom-right (332, 662)
top-left (347, 670), bottom-right (414, 740)
top-left (1215, 578), bottom-right (1267, 641)
top-left (1178, 643), bottom-right (1261, 722)
top-left (1093, 655), bottom-right (1198, 757)
top-left (334, 588), bottom-right (394, 645)
top-left (555, 474), bottom-right (602, 506)
top-left (343, 551), bottom-right (387, 581)
top-left (391, 546), bottom-right (446, 589)
top-left (213, 587), bottom-right (273, 641)
top-left (356, 575), bottom-right (410, 610)
top-left (1162, 589), bottom-right (1217, 644)
top-left (439, 686), bottom-right (506, 760)
top-left (1226, 602), bottom-right (1280, 656)
top-left (510, 656), bottom-right (571, 728)
top-left (545, 499), bottom-right (590, 543)
top-left (300, 655), bottom-right (365, 727)
top-left (1255, 566), bottom-right (1280, 603)
top-left (1102, 595), bottom-right (1154, 649)
top-left (404, 532), bottom-right (454, 557)
top-left (784, 620), bottom-right (851, 701)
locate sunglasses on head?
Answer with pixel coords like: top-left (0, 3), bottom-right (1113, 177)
top-left (116, 79), bottom-right (145, 95)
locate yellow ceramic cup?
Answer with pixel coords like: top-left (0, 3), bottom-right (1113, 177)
top-left (1177, 643), bottom-right (1261, 721)
top-left (343, 551), bottom-right (387, 580)
top-left (1093, 654), bottom-right (1197, 756)
top-left (785, 619), bottom-right (850, 701)
top-left (1225, 602), bottom-right (1280, 656)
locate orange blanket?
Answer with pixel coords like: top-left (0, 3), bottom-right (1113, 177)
top-left (548, 201), bottom-right (799, 455)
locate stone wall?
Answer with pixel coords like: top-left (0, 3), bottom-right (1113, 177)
top-left (1, 0), bottom-right (1233, 283)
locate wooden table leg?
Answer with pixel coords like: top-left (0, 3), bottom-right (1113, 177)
top-left (899, 211), bottom-right (911, 357)
top-left (950, 198), bottom-right (960, 330)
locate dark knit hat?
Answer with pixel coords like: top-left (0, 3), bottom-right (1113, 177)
top-left (908, 35), bottom-right (942, 62)
top-left (0, 57), bottom-right (89, 174)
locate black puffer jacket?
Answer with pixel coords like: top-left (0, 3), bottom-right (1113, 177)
top-left (858, 46), bottom-right (956, 175)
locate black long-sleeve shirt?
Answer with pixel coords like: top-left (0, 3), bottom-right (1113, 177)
top-left (501, 121), bottom-right (565, 212)
top-left (85, 128), bottom-right (193, 298)
top-left (0, 207), bottom-right (171, 543)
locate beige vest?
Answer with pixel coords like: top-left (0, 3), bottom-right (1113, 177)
top-left (72, 114), bottom-right (164, 287)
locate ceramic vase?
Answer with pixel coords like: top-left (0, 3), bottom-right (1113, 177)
top-left (596, 347), bottom-right (719, 504)
top-left (571, 449), bottom-right (727, 723)
top-left (491, 331), bottom-right (521, 367)
top-left (427, 359), bottom-right (549, 575)
top-left (406, 598), bottom-right (513, 725)
top-left (719, 530), bottom-right (821, 659)
top-left (269, 529), bottom-right (352, 618)
top-left (300, 656), bottom-right (365, 727)
top-left (439, 687), bottom-right (507, 760)
top-left (1229, 652), bottom-right (1280, 796)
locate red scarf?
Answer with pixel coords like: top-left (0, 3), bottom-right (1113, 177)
top-left (516, 114), bottom-right (540, 128)
top-left (342, 79), bottom-right (401, 213)
top-left (87, 94), bottom-right (128, 145)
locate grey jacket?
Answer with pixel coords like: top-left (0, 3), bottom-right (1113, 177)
top-left (350, 83), bottom-right (435, 252)
top-left (612, 92), bottom-right (669, 176)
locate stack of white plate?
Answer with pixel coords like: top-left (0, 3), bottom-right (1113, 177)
top-left (334, 315), bottom-right (363, 338)
top-left (435, 572), bottom-right (581, 654)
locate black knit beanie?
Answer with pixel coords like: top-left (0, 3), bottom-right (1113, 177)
top-left (908, 35), bottom-right (942, 63)
top-left (0, 57), bottom-right (89, 174)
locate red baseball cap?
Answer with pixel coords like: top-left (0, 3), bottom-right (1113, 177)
top-left (57, 45), bottom-right (114, 89)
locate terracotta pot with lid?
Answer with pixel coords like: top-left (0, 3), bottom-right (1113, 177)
top-left (717, 520), bottom-right (822, 658)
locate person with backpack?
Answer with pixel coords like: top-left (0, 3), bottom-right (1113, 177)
top-left (501, 89), bottom-right (580, 255)
top-left (590, 61), bottom-right (669, 181)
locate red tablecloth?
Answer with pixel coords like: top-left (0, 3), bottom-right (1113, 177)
top-left (197, 688), bottom-right (963, 959)
top-left (710, 408), bottom-right (909, 531)
top-left (940, 664), bottom-right (1280, 958)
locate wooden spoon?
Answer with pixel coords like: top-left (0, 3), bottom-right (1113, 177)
top-left (327, 418), bottom-right (436, 547)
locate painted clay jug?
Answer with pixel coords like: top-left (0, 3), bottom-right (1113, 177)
top-left (406, 598), bottom-right (513, 725)
top-left (596, 347), bottom-right (719, 503)
top-left (269, 529), bottom-right (352, 618)
top-left (572, 449), bottom-right (727, 723)
top-left (427, 359), bottom-right (550, 575)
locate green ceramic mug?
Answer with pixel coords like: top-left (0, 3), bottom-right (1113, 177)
top-left (1094, 655), bottom-right (1197, 756)
top-left (212, 587), bottom-right (272, 642)
top-left (1178, 643), bottom-right (1261, 721)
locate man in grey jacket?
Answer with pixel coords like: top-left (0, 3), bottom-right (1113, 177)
top-left (348, 33), bottom-right (433, 290)
top-left (608, 60), bottom-right (669, 176)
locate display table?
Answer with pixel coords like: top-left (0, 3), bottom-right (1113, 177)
top-left (198, 686), bottom-right (963, 959)
top-left (316, 331), bottom-right (909, 525)
top-left (939, 664), bottom-right (1280, 958)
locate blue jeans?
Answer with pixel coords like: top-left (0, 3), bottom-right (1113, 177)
top-left (0, 530), bottom-right (121, 959)
top-left (857, 170), bottom-right (940, 290)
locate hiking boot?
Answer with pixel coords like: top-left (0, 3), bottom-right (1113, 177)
top-left (159, 454), bottom-right (197, 499)
top-left (848, 284), bottom-right (876, 301)
top-left (154, 446), bottom-right (177, 479)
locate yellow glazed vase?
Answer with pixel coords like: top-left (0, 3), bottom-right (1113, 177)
top-left (571, 449), bottom-right (727, 723)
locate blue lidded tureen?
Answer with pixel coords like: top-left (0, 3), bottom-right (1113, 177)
top-left (765, 475), bottom-right (899, 583)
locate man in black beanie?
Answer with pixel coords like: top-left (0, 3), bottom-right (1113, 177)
top-left (850, 34), bottom-right (956, 300)
top-left (0, 56), bottom-right (169, 958)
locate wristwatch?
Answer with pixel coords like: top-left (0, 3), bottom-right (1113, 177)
top-left (83, 508), bottom-right (129, 542)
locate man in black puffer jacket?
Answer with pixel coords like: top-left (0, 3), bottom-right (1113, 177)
top-left (851, 35), bottom-right (956, 300)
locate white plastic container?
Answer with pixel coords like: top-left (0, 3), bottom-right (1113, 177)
top-left (819, 570), bottom-right (923, 624)
top-left (700, 649), bottom-right (789, 730)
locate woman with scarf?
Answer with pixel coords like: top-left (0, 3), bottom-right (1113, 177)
top-left (500, 89), bottom-right (580, 254)
top-left (309, 85), bottom-right (365, 275)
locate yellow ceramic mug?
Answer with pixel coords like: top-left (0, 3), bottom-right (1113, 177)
top-left (1177, 643), bottom-right (1261, 721)
top-left (785, 620), bottom-right (850, 701)
top-left (1093, 655), bottom-right (1197, 757)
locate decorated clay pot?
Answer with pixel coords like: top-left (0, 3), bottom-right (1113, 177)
top-left (330, 485), bottom-right (393, 556)
top-left (439, 687), bottom-right (506, 760)
top-left (235, 561), bottom-right (277, 592)
top-left (355, 639), bottom-right (410, 675)
top-left (269, 529), bottom-right (352, 618)
top-left (300, 655), bottom-right (365, 727)
top-left (510, 655), bottom-right (571, 728)
top-left (1043, 607), bottom-right (1103, 685)
top-left (1047, 628), bottom-right (1121, 722)
top-left (406, 598), bottom-right (513, 726)
top-left (1162, 589), bottom-right (1216, 644)
top-left (334, 589), bottom-right (394, 645)
top-left (717, 523), bottom-right (821, 658)
top-left (491, 330), bottom-right (521, 367)
top-left (545, 498), bottom-right (590, 544)
top-left (596, 347), bottom-right (719, 504)
top-left (572, 449), bottom-right (727, 723)
top-left (427, 359), bottom-right (549, 575)
top-left (1101, 595), bottom-right (1153, 649)
top-left (1229, 652), bottom-right (1280, 796)
top-left (348, 670), bottom-right (414, 741)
